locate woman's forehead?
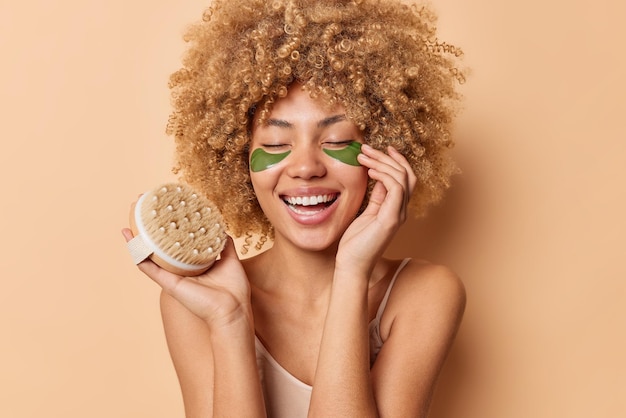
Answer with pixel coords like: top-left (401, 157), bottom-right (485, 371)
top-left (253, 84), bottom-right (345, 125)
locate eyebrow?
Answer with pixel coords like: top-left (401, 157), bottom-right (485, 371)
top-left (318, 114), bottom-right (347, 128)
top-left (266, 114), bottom-right (347, 129)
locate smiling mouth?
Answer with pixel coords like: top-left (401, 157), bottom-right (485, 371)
top-left (281, 193), bottom-right (338, 215)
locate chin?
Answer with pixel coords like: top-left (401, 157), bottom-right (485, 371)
top-left (281, 230), bottom-right (341, 253)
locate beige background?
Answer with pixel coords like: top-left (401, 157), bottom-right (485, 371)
top-left (1, 0), bottom-right (624, 417)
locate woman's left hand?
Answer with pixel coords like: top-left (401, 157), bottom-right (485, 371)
top-left (336, 144), bottom-right (417, 276)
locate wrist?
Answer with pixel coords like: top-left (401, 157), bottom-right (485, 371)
top-left (335, 250), bottom-right (379, 281)
top-left (332, 267), bottom-right (370, 294)
top-left (206, 303), bottom-right (255, 336)
top-left (209, 317), bottom-right (255, 351)
top-left (334, 261), bottom-right (371, 281)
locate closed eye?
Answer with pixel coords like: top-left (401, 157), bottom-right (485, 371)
top-left (262, 144), bottom-right (291, 152)
top-left (322, 140), bottom-right (355, 149)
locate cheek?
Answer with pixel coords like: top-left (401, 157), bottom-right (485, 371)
top-left (250, 169), bottom-right (279, 205)
top-left (337, 165), bottom-right (369, 201)
top-left (356, 170), bottom-right (369, 199)
top-left (250, 172), bottom-right (266, 195)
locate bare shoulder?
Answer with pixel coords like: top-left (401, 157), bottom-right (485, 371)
top-left (380, 259), bottom-right (466, 340)
top-left (394, 259), bottom-right (465, 309)
top-left (370, 260), bottom-right (465, 415)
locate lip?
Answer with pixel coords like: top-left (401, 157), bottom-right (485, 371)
top-left (279, 187), bottom-right (340, 225)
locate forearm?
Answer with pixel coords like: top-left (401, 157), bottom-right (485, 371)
top-left (308, 271), bottom-right (378, 418)
top-left (161, 293), bottom-right (266, 418)
top-left (210, 316), bottom-right (266, 418)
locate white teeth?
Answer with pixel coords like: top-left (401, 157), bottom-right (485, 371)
top-left (285, 194), bottom-right (335, 206)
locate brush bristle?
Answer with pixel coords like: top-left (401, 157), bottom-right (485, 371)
top-left (138, 183), bottom-right (227, 265)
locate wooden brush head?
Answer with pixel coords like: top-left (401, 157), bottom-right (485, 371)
top-left (129, 183), bottom-right (227, 276)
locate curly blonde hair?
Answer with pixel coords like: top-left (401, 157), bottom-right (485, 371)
top-left (167, 0), bottom-right (463, 245)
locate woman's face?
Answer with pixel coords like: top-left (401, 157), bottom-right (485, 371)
top-left (249, 84), bottom-right (368, 252)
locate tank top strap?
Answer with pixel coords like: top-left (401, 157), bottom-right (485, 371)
top-left (374, 258), bottom-right (411, 323)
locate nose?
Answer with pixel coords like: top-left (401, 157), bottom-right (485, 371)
top-left (285, 145), bottom-right (327, 180)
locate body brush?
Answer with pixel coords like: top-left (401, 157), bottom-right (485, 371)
top-left (127, 183), bottom-right (227, 276)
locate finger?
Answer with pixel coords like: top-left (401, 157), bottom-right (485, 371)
top-left (134, 255), bottom-right (189, 295)
top-left (363, 169), bottom-right (408, 223)
top-left (367, 167), bottom-right (406, 206)
top-left (121, 228), bottom-right (134, 242)
top-left (361, 146), bottom-right (417, 208)
top-left (387, 146), bottom-right (417, 193)
top-left (366, 147), bottom-right (413, 210)
top-left (384, 147), bottom-right (413, 208)
top-left (360, 180), bottom-right (387, 217)
top-left (358, 145), bottom-right (409, 189)
top-left (218, 235), bottom-right (238, 261)
top-left (358, 144), bottom-right (405, 173)
top-left (122, 227), bottom-right (182, 285)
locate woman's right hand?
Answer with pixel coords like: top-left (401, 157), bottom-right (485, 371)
top-left (122, 228), bottom-right (253, 331)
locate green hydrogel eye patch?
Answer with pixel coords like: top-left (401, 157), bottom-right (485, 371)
top-left (323, 141), bottom-right (362, 166)
top-left (250, 148), bottom-right (291, 172)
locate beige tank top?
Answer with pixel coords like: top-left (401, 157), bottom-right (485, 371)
top-left (254, 258), bottom-right (410, 418)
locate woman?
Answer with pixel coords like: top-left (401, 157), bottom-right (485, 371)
top-left (123, 0), bottom-right (466, 416)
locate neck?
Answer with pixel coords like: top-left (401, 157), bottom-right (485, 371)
top-left (251, 237), bottom-right (339, 300)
